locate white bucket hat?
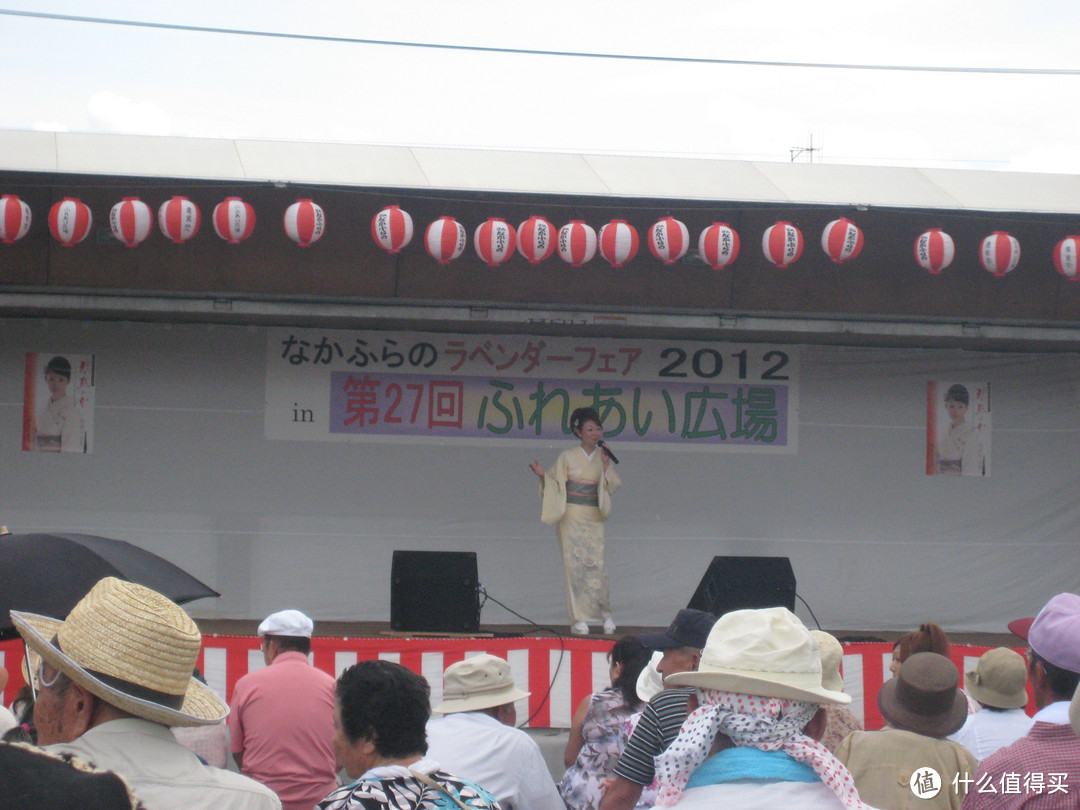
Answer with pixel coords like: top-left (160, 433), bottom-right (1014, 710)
top-left (666, 607), bottom-right (850, 705)
top-left (11, 576), bottom-right (227, 727)
top-left (433, 654), bottom-right (529, 714)
top-left (811, 630), bottom-right (845, 693)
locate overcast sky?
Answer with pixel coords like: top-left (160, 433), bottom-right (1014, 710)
top-left (4, 0), bottom-right (1079, 173)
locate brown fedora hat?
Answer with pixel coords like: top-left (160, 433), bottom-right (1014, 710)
top-left (878, 652), bottom-right (967, 738)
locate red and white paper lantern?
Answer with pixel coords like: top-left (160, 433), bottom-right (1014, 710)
top-left (648, 216), bottom-right (690, 264)
top-left (109, 197), bottom-right (153, 247)
top-left (157, 196), bottom-right (201, 244)
top-left (979, 231), bottom-right (1020, 277)
top-left (698, 222), bottom-right (740, 270)
top-left (821, 217), bottom-right (864, 264)
top-left (474, 218), bottom-right (516, 266)
top-left (558, 220), bottom-right (597, 266)
top-left (517, 216), bottom-right (556, 264)
top-left (1052, 236), bottom-right (1080, 280)
top-left (914, 228), bottom-right (955, 275)
top-left (762, 221), bottom-right (804, 268)
top-left (371, 205), bottom-right (413, 253)
top-left (425, 216), bottom-right (466, 264)
top-left (284, 199), bottom-right (325, 247)
top-left (598, 220), bottom-right (639, 268)
top-left (213, 197), bottom-right (256, 244)
top-left (48, 197), bottom-right (93, 247)
top-left (0, 194), bottom-right (31, 244)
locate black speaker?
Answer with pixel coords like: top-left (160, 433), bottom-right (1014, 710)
top-left (687, 556), bottom-right (795, 617)
top-left (391, 550), bottom-right (480, 633)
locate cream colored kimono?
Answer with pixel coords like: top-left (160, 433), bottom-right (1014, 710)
top-left (539, 446), bottom-right (621, 623)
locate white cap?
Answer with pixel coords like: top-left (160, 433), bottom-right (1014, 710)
top-left (258, 609), bottom-right (314, 638)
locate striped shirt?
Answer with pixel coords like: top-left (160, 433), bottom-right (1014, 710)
top-left (613, 687), bottom-right (694, 786)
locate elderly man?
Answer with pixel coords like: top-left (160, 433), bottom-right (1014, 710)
top-left (12, 576), bottom-right (280, 810)
top-left (962, 593), bottom-right (1080, 810)
top-left (600, 608), bottom-right (717, 810)
top-left (229, 609), bottom-right (338, 810)
top-left (426, 653), bottom-right (563, 810)
top-left (949, 648), bottom-right (1034, 761)
top-left (648, 606), bottom-right (872, 809)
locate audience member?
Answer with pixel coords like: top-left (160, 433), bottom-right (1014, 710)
top-left (560, 636), bottom-right (652, 810)
top-left (837, 652), bottom-right (976, 810)
top-left (172, 670), bottom-right (229, 768)
top-left (229, 609), bottom-right (338, 810)
top-left (810, 631), bottom-right (864, 753)
top-left (649, 606), bottom-right (871, 809)
top-left (0, 741), bottom-right (145, 809)
top-left (949, 648), bottom-right (1033, 760)
top-left (426, 654), bottom-right (562, 810)
top-left (892, 622), bottom-right (979, 714)
top-left (962, 593), bottom-right (1080, 810)
top-left (317, 659), bottom-right (499, 810)
top-left (600, 608), bottom-right (717, 810)
top-left (11, 576), bottom-right (281, 810)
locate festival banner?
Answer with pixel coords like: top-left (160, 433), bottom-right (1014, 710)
top-left (22, 352), bottom-right (95, 454)
top-left (926, 381), bottom-right (991, 476)
top-left (266, 329), bottom-right (799, 452)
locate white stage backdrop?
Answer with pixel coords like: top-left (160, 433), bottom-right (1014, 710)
top-left (2, 318), bottom-right (1078, 632)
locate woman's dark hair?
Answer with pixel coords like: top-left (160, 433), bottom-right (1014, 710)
top-left (44, 356), bottom-right (71, 380)
top-left (896, 622), bottom-right (950, 663)
top-left (3, 684), bottom-right (36, 744)
top-left (570, 407), bottom-right (602, 436)
top-left (336, 660), bottom-right (430, 758)
top-left (944, 384), bottom-right (969, 405)
top-left (609, 635), bottom-right (651, 709)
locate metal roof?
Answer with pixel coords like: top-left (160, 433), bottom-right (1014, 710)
top-left (3, 129), bottom-right (1079, 214)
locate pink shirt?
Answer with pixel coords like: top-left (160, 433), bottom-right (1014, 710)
top-left (229, 651), bottom-right (338, 810)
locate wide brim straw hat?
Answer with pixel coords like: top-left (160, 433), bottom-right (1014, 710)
top-left (964, 647), bottom-right (1029, 709)
top-left (433, 653), bottom-right (529, 714)
top-left (878, 651), bottom-right (967, 737)
top-left (11, 576), bottom-right (227, 727)
top-left (666, 607), bottom-right (850, 705)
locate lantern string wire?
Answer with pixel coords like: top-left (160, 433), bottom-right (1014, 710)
top-left (3, 8), bottom-right (1080, 76)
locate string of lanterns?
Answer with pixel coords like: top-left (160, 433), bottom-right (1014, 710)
top-left (1, 194), bottom-right (1077, 280)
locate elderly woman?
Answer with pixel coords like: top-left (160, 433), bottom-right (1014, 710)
top-left (318, 660), bottom-right (501, 810)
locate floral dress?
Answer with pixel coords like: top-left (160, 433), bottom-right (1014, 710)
top-left (559, 687), bottom-right (635, 810)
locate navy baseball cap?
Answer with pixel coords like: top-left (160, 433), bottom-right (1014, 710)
top-left (639, 608), bottom-right (717, 650)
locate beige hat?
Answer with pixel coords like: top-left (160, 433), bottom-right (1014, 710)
top-left (11, 576), bottom-right (227, 727)
top-left (636, 651), bottom-right (665, 703)
top-left (811, 630), bottom-right (845, 693)
top-left (666, 607), bottom-right (850, 705)
top-left (964, 647), bottom-right (1028, 709)
top-left (433, 654), bottom-right (530, 714)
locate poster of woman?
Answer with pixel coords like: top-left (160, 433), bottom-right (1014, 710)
top-left (926, 381), bottom-right (990, 477)
top-left (22, 352), bottom-right (95, 453)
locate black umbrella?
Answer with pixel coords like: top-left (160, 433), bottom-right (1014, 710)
top-left (0, 532), bottom-right (220, 640)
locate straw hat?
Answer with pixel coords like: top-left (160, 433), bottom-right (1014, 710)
top-left (665, 607), bottom-right (850, 705)
top-left (878, 652), bottom-right (967, 737)
top-left (433, 654), bottom-right (529, 714)
top-left (965, 648), bottom-right (1028, 709)
top-left (11, 576), bottom-right (227, 727)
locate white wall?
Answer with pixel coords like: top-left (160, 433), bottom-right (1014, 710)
top-left (3, 317), bottom-right (1078, 632)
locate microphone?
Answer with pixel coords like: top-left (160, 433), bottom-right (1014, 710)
top-left (597, 439), bottom-right (620, 464)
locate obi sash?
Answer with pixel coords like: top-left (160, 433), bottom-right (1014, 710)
top-left (566, 479), bottom-right (599, 507)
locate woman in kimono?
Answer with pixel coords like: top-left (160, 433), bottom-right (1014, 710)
top-left (529, 407), bottom-right (621, 636)
top-left (936, 384), bottom-right (983, 476)
top-left (34, 356), bottom-right (86, 453)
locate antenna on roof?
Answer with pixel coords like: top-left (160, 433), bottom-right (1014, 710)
top-left (790, 134), bottom-right (822, 163)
